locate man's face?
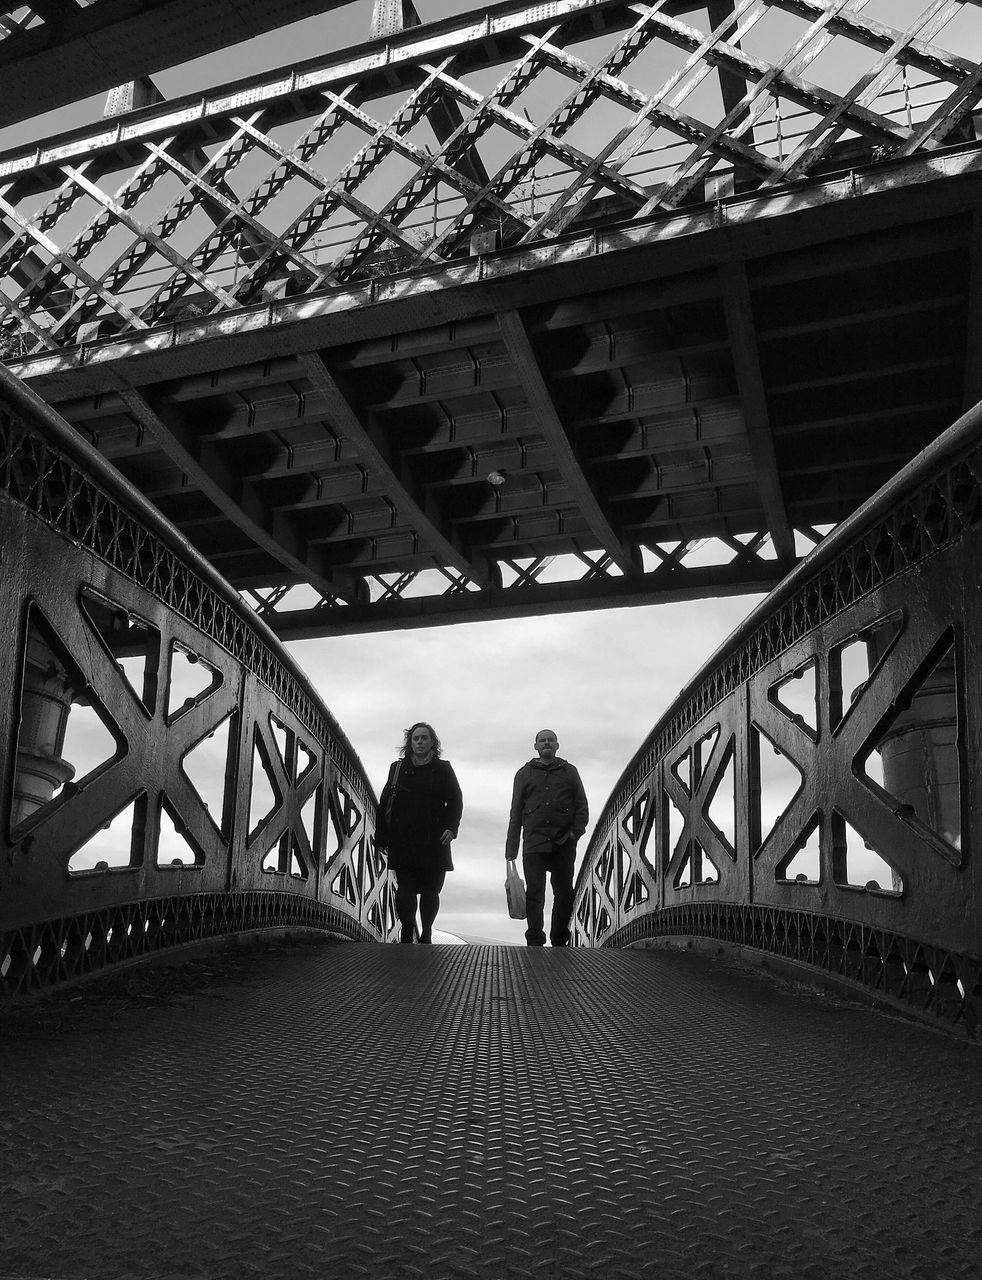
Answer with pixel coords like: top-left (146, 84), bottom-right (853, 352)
top-left (534, 731), bottom-right (558, 761)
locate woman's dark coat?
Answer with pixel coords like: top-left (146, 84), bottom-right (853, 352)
top-left (377, 757), bottom-right (463, 872)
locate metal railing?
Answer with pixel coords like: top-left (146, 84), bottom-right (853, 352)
top-left (573, 399), bottom-right (982, 1035)
top-left (0, 365), bottom-right (392, 997)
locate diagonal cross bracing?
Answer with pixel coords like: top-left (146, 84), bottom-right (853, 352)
top-left (498, 309), bottom-right (635, 576)
top-left (1, 0), bottom-right (979, 360)
top-left (113, 383), bottom-right (354, 602)
top-left (298, 352), bottom-right (489, 588)
top-left (760, 0), bottom-right (965, 187)
top-left (2, 0), bottom-right (981, 634)
top-left (717, 261), bottom-right (794, 563)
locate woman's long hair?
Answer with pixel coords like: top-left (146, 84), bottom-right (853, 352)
top-left (400, 722), bottom-right (443, 758)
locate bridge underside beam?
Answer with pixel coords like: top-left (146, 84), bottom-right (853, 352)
top-left (4, 0), bottom-right (981, 635)
top-left (717, 261), bottom-right (794, 562)
top-left (10, 168), bottom-right (968, 632)
top-left (113, 382), bottom-right (359, 602)
top-left (12, 148), bottom-right (981, 636)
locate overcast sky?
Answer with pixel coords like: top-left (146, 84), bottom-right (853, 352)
top-left (291, 595), bottom-right (761, 942)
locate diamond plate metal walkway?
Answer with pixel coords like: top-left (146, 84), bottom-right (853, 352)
top-left (3, 938), bottom-right (982, 1280)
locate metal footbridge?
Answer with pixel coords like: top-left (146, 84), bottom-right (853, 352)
top-left (3, 2), bottom-right (982, 1275)
top-left (4, 939), bottom-right (982, 1280)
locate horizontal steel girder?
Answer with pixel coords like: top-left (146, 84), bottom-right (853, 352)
top-left (2, 0), bottom-right (981, 634)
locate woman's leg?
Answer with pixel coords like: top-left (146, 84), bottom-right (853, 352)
top-left (417, 869), bottom-right (447, 943)
top-left (394, 870), bottom-right (419, 942)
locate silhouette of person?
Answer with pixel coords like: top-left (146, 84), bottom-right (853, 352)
top-left (377, 722), bottom-right (462, 944)
top-left (505, 729), bottom-right (588, 947)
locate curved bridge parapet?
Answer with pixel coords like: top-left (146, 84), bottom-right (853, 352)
top-left (0, 367), bottom-right (390, 998)
top-left (573, 400), bottom-right (982, 1035)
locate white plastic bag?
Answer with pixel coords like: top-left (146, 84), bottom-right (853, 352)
top-left (505, 859), bottom-right (527, 920)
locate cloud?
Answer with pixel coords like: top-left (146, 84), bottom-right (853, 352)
top-left (289, 596), bottom-right (760, 942)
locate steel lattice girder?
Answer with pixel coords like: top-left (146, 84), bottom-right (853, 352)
top-left (2, 0), bottom-right (982, 635)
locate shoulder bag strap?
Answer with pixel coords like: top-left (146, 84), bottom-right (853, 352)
top-left (385, 758), bottom-right (403, 825)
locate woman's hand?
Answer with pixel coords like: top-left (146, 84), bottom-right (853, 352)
top-left (440, 829), bottom-right (454, 846)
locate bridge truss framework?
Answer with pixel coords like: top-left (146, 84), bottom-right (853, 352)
top-left (1, 0), bottom-right (980, 635)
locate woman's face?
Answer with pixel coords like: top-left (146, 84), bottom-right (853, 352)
top-left (411, 727), bottom-right (433, 756)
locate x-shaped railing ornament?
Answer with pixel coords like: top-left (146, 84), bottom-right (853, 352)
top-left (750, 591), bottom-right (964, 920)
top-left (662, 718), bottom-right (740, 896)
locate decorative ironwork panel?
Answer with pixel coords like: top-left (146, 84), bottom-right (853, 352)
top-left (573, 399), bottom-right (982, 1035)
top-left (0, 366), bottom-right (391, 997)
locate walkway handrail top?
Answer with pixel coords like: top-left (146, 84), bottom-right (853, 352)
top-left (0, 363), bottom-right (373, 799)
top-left (581, 396), bottom-right (982, 864)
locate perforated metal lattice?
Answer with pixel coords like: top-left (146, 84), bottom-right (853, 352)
top-left (1, 0), bottom-right (979, 355)
top-left (0, 382), bottom-right (390, 996)
top-left (575, 411), bottom-right (982, 1034)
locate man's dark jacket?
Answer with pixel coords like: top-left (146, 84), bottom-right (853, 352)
top-left (505, 757), bottom-right (589, 859)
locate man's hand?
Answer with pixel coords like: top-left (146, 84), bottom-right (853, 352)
top-left (440, 829), bottom-right (454, 846)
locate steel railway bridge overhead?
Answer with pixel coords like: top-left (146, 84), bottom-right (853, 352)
top-left (4, 5), bottom-right (982, 1273)
top-left (3, 0), bottom-right (981, 635)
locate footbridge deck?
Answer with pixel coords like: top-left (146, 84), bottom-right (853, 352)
top-left (3, 938), bottom-right (981, 1280)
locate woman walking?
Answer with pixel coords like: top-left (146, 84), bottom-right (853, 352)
top-left (377, 722), bottom-right (463, 943)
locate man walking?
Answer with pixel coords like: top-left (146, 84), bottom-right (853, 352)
top-left (505, 729), bottom-right (589, 947)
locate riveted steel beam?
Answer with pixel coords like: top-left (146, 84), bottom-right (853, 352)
top-left (298, 351), bottom-right (490, 587)
top-left (2, 1), bottom-right (979, 636)
top-left (964, 211), bottom-right (982, 412)
top-left (770, 0), bottom-right (981, 81)
top-left (706, 1), bottom-right (750, 120)
top-left (251, 556), bottom-right (783, 638)
top-left (371, 0), bottom-right (421, 39)
top-left (760, 0), bottom-right (966, 188)
top-left (112, 381), bottom-right (356, 602)
top-left (717, 261), bottom-right (794, 563)
top-left (498, 309), bottom-right (637, 575)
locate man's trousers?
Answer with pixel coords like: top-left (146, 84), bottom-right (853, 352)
top-left (522, 841), bottom-right (575, 946)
